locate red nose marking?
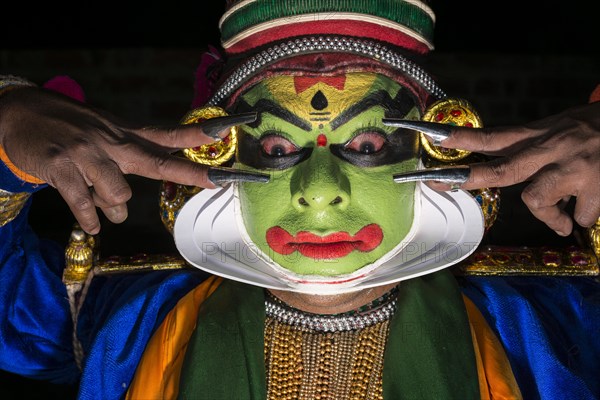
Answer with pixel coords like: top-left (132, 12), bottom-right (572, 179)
top-left (317, 134), bottom-right (327, 147)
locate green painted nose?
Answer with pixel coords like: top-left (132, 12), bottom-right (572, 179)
top-left (291, 149), bottom-right (350, 212)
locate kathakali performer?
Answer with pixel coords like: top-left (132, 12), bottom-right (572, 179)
top-left (1, 1), bottom-right (599, 399)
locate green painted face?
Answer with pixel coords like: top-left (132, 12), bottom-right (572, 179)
top-left (234, 72), bottom-right (421, 276)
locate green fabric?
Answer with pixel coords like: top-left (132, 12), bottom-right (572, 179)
top-left (220, 0), bottom-right (434, 43)
top-left (177, 280), bottom-right (266, 400)
top-left (178, 270), bottom-right (479, 399)
top-left (383, 270), bottom-right (480, 399)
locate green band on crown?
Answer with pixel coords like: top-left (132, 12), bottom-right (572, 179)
top-left (220, 0), bottom-right (434, 44)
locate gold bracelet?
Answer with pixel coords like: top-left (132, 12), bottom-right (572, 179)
top-left (0, 188), bottom-right (30, 227)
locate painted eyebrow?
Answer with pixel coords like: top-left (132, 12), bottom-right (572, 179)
top-left (329, 89), bottom-right (410, 131)
top-left (235, 98), bottom-right (311, 132)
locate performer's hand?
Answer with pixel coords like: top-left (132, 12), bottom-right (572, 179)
top-left (0, 86), bottom-right (246, 234)
top-left (431, 101), bottom-right (600, 236)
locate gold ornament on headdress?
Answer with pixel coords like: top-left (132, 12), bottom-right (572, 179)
top-left (420, 98), bottom-right (481, 162)
top-left (160, 106), bottom-right (238, 233)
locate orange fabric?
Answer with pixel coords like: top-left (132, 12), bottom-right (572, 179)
top-left (0, 145), bottom-right (45, 185)
top-left (127, 280), bottom-right (522, 400)
top-left (125, 276), bottom-right (223, 400)
top-left (463, 295), bottom-right (523, 400)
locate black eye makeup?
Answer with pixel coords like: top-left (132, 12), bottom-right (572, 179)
top-left (237, 130), bottom-right (312, 170)
top-left (238, 127), bottom-right (418, 170)
top-left (344, 131), bottom-right (387, 154)
top-left (260, 134), bottom-right (300, 157)
top-left (330, 128), bottom-right (419, 167)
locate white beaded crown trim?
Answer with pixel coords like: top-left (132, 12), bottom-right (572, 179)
top-left (207, 35), bottom-right (447, 106)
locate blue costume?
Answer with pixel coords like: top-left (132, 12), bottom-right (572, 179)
top-left (1, 159), bottom-right (599, 399)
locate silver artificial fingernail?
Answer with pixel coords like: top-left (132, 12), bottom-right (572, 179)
top-left (208, 167), bottom-right (270, 186)
top-left (201, 112), bottom-right (258, 140)
top-left (382, 118), bottom-right (452, 145)
top-left (393, 166), bottom-right (470, 190)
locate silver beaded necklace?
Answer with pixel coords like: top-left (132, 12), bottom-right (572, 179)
top-left (264, 287), bottom-right (399, 333)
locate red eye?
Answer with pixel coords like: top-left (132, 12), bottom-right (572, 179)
top-left (261, 135), bottom-right (299, 157)
top-left (345, 132), bottom-right (386, 154)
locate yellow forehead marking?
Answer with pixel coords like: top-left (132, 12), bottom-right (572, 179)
top-left (265, 72), bottom-right (378, 129)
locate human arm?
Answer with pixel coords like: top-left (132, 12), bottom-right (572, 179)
top-left (0, 77), bottom-right (252, 234)
top-left (429, 101), bottom-right (600, 237)
top-left (0, 121), bottom-right (206, 394)
top-left (0, 74), bottom-right (238, 389)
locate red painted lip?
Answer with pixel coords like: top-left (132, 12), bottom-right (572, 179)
top-left (266, 224), bottom-right (383, 259)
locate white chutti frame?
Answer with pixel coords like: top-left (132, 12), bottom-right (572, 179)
top-left (174, 182), bottom-right (484, 295)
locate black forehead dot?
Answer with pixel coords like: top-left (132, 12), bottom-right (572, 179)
top-left (311, 90), bottom-right (328, 111)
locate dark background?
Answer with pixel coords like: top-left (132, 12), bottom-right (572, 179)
top-left (2, 1), bottom-right (599, 54)
top-left (1, 1), bottom-right (598, 398)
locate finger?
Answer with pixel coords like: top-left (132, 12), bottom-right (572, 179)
top-left (459, 153), bottom-right (547, 190)
top-left (191, 112), bottom-right (257, 139)
top-left (520, 168), bottom-right (575, 235)
top-left (101, 204), bottom-right (128, 224)
top-left (422, 151), bottom-right (545, 192)
top-left (133, 124), bottom-right (217, 151)
top-left (524, 200), bottom-right (573, 236)
top-left (50, 169), bottom-right (101, 235)
top-left (574, 192), bottom-right (600, 228)
top-left (133, 112), bottom-right (257, 150)
top-left (521, 189), bottom-right (573, 236)
top-left (92, 191), bottom-right (129, 224)
top-left (116, 144), bottom-right (215, 189)
top-left (83, 159), bottom-right (132, 207)
top-left (441, 125), bottom-right (542, 156)
top-left (84, 159), bottom-right (131, 224)
top-left (424, 164), bottom-right (576, 236)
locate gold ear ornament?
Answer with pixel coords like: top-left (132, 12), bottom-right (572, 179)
top-left (419, 98), bottom-right (499, 233)
top-left (420, 98), bottom-right (482, 162)
top-left (160, 106), bottom-right (238, 233)
top-left (181, 106), bottom-right (238, 166)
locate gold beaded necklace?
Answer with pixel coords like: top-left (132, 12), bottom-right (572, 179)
top-left (264, 288), bottom-right (398, 400)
